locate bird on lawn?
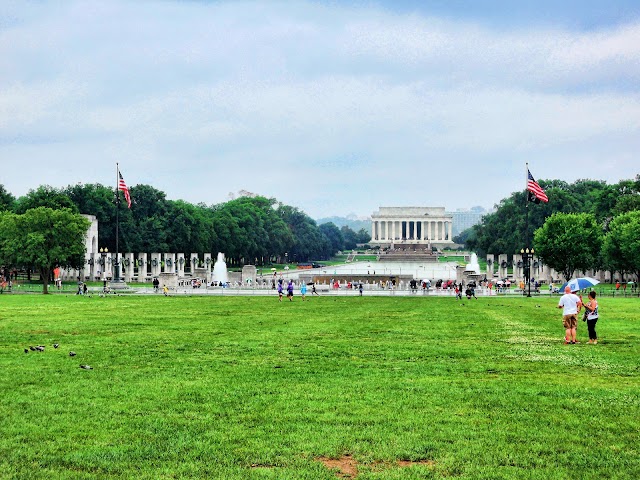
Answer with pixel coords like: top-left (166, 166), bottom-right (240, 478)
top-left (69, 351), bottom-right (76, 357)
top-left (79, 365), bottom-right (93, 370)
top-left (29, 346), bottom-right (36, 351)
top-left (53, 343), bottom-right (59, 349)
top-left (24, 348), bottom-right (29, 354)
top-left (35, 346), bottom-right (45, 352)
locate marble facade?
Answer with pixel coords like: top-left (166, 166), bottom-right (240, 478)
top-left (370, 207), bottom-right (453, 247)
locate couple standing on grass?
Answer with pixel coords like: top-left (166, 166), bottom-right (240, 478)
top-left (558, 286), bottom-right (599, 344)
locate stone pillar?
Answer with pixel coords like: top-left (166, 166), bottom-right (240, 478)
top-left (392, 221), bottom-right (396, 243)
top-left (498, 254), bottom-right (508, 279)
top-left (123, 253), bottom-right (134, 281)
top-left (448, 222), bottom-right (452, 241)
top-left (204, 253), bottom-right (213, 283)
top-left (486, 254), bottom-right (494, 278)
top-left (138, 253), bottom-right (148, 282)
top-left (150, 252), bottom-right (162, 277)
top-left (514, 254), bottom-right (523, 280)
top-left (164, 253), bottom-right (176, 274)
top-left (87, 254), bottom-right (96, 280)
top-left (176, 253), bottom-right (185, 277)
top-left (190, 253), bottom-right (199, 274)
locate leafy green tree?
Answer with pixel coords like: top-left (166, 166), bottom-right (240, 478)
top-left (466, 177), bottom-right (622, 255)
top-left (533, 213), bottom-right (603, 281)
top-left (354, 228), bottom-right (371, 246)
top-left (64, 183), bottom-right (118, 250)
top-left (279, 205), bottom-right (328, 261)
top-left (602, 211), bottom-right (640, 281)
top-left (319, 223), bottom-right (344, 253)
top-left (453, 227), bottom-right (476, 246)
top-left (340, 225), bottom-right (360, 250)
top-left (124, 185), bottom-right (170, 253)
top-left (165, 200), bottom-right (213, 255)
top-left (0, 185), bottom-right (15, 211)
top-left (0, 208), bottom-right (90, 293)
top-left (14, 186), bottom-right (78, 214)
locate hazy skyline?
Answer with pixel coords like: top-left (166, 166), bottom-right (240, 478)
top-left (2, 1), bottom-right (639, 219)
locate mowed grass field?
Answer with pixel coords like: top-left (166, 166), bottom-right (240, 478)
top-left (1, 294), bottom-right (638, 479)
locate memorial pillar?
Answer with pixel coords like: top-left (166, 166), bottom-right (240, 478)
top-left (204, 253), bottom-right (213, 283)
top-left (177, 253), bottom-right (185, 277)
top-left (138, 253), bottom-right (148, 282)
top-left (498, 254), bottom-right (508, 279)
top-left (124, 253), bottom-right (134, 281)
top-left (514, 254), bottom-right (523, 280)
top-left (164, 253), bottom-right (176, 274)
top-left (150, 253), bottom-right (161, 278)
top-left (448, 222), bottom-right (452, 241)
top-left (486, 254), bottom-right (494, 278)
top-left (190, 253), bottom-right (199, 274)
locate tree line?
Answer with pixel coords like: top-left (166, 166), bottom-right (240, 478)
top-left (0, 183), bottom-right (371, 269)
top-left (460, 175), bottom-right (640, 281)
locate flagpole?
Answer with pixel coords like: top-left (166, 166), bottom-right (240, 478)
top-left (115, 162), bottom-right (120, 282)
top-left (525, 162), bottom-right (529, 247)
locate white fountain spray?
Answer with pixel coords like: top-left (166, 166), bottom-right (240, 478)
top-left (213, 252), bottom-right (228, 284)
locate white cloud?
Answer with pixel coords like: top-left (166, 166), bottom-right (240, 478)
top-left (0, 1), bottom-right (638, 218)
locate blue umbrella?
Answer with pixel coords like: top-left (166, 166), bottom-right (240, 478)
top-left (560, 277), bottom-right (600, 292)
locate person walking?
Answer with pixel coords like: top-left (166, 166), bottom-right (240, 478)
top-left (286, 280), bottom-right (294, 301)
top-left (277, 282), bottom-right (283, 302)
top-left (300, 282), bottom-right (307, 301)
top-left (584, 291), bottom-right (599, 344)
top-left (558, 286), bottom-right (582, 344)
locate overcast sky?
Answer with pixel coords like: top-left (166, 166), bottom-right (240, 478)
top-left (2, 0), bottom-right (639, 219)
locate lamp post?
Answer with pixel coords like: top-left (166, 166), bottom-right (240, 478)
top-left (99, 247), bottom-right (108, 282)
top-left (520, 248), bottom-right (534, 297)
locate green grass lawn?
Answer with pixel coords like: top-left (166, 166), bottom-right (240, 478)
top-left (1, 295), bottom-right (638, 479)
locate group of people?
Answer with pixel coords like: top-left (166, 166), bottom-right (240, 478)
top-left (276, 279), bottom-right (320, 301)
top-left (558, 286), bottom-right (599, 344)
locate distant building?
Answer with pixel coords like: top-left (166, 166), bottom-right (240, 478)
top-left (448, 206), bottom-right (489, 237)
top-left (370, 207), bottom-right (453, 248)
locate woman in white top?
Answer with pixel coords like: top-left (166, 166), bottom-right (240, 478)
top-left (584, 291), bottom-right (599, 344)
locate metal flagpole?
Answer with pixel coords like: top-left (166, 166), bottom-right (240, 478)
top-left (524, 162), bottom-right (531, 297)
top-left (115, 162), bottom-right (120, 281)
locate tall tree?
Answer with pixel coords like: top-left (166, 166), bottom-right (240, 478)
top-left (319, 223), bottom-right (344, 253)
top-left (340, 225), bottom-right (359, 250)
top-left (0, 208), bottom-right (90, 293)
top-left (279, 205), bottom-right (328, 262)
top-left (64, 183), bottom-right (118, 250)
top-left (14, 186), bottom-right (78, 214)
top-left (0, 185), bottom-right (15, 211)
top-left (602, 211), bottom-right (640, 281)
top-left (533, 213), bottom-right (603, 281)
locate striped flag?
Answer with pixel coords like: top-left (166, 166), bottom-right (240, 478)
top-left (118, 170), bottom-right (132, 208)
top-left (527, 169), bottom-right (548, 203)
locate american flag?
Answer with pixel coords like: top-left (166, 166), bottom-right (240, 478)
top-left (527, 169), bottom-right (548, 203)
top-left (118, 170), bottom-right (132, 208)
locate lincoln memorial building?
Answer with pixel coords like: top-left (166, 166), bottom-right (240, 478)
top-left (370, 207), bottom-right (454, 247)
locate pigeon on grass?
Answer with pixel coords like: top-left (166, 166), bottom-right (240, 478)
top-left (79, 365), bottom-right (93, 370)
top-left (69, 351), bottom-right (76, 357)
